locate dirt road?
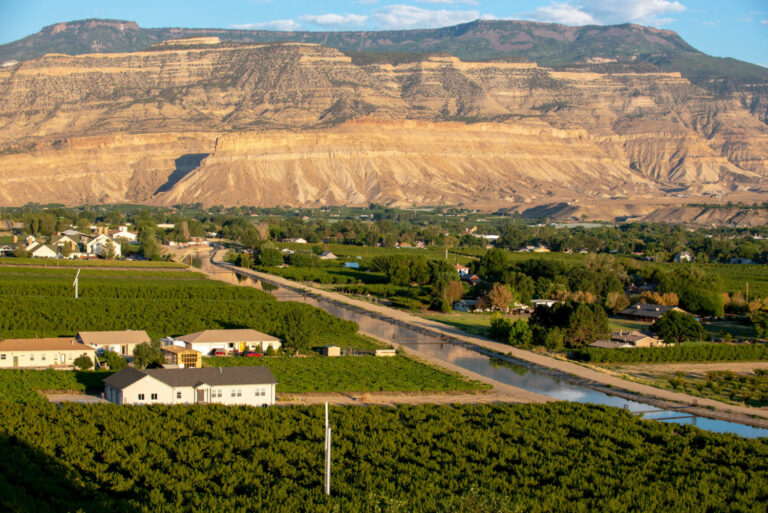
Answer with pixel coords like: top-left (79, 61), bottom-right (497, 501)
top-left (201, 249), bottom-right (768, 426)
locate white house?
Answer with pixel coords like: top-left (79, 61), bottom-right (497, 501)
top-left (75, 330), bottom-right (151, 356)
top-left (86, 234), bottom-right (122, 257)
top-left (110, 228), bottom-right (137, 242)
top-left (175, 329), bottom-right (281, 355)
top-left (0, 338), bottom-right (96, 368)
top-left (27, 243), bottom-right (58, 258)
top-left (674, 251), bottom-right (693, 263)
top-left (318, 251), bottom-right (337, 260)
top-left (103, 366), bottom-right (277, 406)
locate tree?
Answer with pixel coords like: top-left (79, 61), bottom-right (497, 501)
top-left (651, 310), bottom-right (705, 344)
top-left (751, 310), bottom-right (768, 339)
top-left (605, 291), bottom-right (630, 314)
top-left (133, 342), bottom-right (164, 369)
top-left (507, 319), bottom-right (533, 348)
top-left (564, 303), bottom-right (609, 348)
top-left (102, 240), bottom-right (116, 260)
top-left (488, 283), bottom-right (515, 311)
top-left (73, 355), bottom-right (93, 370)
top-left (13, 244), bottom-right (28, 258)
top-left (258, 247), bottom-right (283, 266)
top-left (103, 350), bottom-right (128, 371)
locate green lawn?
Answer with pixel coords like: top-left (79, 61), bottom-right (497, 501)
top-left (608, 318), bottom-right (652, 333)
top-left (423, 312), bottom-right (495, 338)
top-left (203, 355), bottom-right (490, 393)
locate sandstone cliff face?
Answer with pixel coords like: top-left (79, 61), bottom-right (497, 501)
top-left (0, 42), bottom-right (765, 209)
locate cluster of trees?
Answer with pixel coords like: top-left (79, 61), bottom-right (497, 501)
top-left (0, 401), bottom-right (766, 512)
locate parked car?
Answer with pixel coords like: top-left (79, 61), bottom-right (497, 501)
top-left (213, 349), bottom-right (226, 356)
top-left (243, 352), bottom-right (263, 357)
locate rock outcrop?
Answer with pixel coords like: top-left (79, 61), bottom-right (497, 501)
top-left (0, 42), bottom-right (766, 212)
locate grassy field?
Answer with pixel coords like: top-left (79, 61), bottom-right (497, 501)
top-left (608, 318), bottom-right (652, 333)
top-left (203, 355), bottom-right (490, 393)
top-left (702, 263), bottom-right (768, 298)
top-left (423, 312), bottom-right (496, 338)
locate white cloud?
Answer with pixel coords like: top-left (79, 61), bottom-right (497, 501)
top-left (525, 3), bottom-right (597, 25)
top-left (761, 19), bottom-right (768, 25)
top-left (522, 0), bottom-right (686, 26)
top-left (701, 20), bottom-right (718, 27)
top-left (373, 4), bottom-right (483, 29)
top-left (416, 0), bottom-right (479, 5)
top-left (301, 13), bottom-right (369, 27)
top-left (231, 19), bottom-right (302, 31)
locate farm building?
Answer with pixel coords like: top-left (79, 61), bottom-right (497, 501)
top-left (0, 338), bottom-right (96, 368)
top-left (176, 329), bottom-right (281, 355)
top-left (103, 366), bottom-right (277, 406)
top-left (76, 330), bottom-right (151, 356)
top-left (161, 345), bottom-right (202, 368)
top-left (620, 303), bottom-right (685, 322)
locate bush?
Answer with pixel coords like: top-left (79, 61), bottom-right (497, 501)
top-left (570, 343), bottom-right (768, 363)
top-left (103, 350), bottom-right (128, 371)
top-left (73, 355), bottom-right (93, 370)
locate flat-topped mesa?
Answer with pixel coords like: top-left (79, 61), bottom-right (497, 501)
top-left (150, 37), bottom-right (222, 49)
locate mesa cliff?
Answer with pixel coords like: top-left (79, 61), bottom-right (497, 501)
top-left (0, 41), bottom-right (766, 217)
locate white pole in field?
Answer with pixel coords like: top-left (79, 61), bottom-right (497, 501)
top-left (324, 402), bottom-right (331, 496)
top-left (73, 268), bottom-right (81, 299)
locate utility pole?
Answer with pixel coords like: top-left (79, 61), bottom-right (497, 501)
top-left (324, 402), bottom-right (331, 496)
top-left (73, 268), bottom-right (80, 299)
top-left (746, 281), bottom-right (749, 303)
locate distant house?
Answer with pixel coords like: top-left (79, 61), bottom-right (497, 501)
top-left (455, 264), bottom-right (470, 276)
top-left (674, 251), bottom-right (693, 263)
top-left (86, 234), bottom-right (122, 257)
top-left (282, 238), bottom-right (307, 244)
top-left (0, 245), bottom-right (13, 257)
top-left (729, 258), bottom-right (755, 265)
top-left (453, 299), bottom-right (479, 312)
top-left (591, 331), bottom-right (664, 349)
top-left (531, 299), bottom-right (558, 308)
top-left (76, 330), bottom-right (151, 356)
top-left (414, 240), bottom-right (426, 249)
top-left (103, 366), bottom-right (277, 406)
top-left (161, 345), bottom-right (202, 368)
top-left (318, 251), bottom-right (337, 260)
top-left (0, 338), bottom-right (96, 368)
top-left (27, 243), bottom-right (58, 258)
top-left (343, 262), bottom-right (360, 269)
top-left (461, 274), bottom-right (480, 286)
top-left (620, 303), bottom-right (685, 322)
top-left (110, 228), bottom-right (137, 242)
top-left (176, 329), bottom-right (281, 355)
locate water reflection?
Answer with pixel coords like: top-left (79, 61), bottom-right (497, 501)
top-left (207, 260), bottom-right (768, 438)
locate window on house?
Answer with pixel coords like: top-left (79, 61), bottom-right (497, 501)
top-left (138, 394), bottom-right (145, 401)
top-left (0, 354), bottom-right (5, 360)
top-left (151, 393), bottom-right (158, 400)
top-left (256, 388), bottom-right (266, 397)
top-left (231, 389), bottom-right (237, 397)
top-left (176, 392), bottom-right (182, 399)
top-left (30, 355), bottom-right (34, 361)
top-left (41, 354), bottom-right (46, 360)
top-left (237, 389), bottom-right (242, 397)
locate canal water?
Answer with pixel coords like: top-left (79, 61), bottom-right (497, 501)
top-left (206, 258), bottom-right (768, 438)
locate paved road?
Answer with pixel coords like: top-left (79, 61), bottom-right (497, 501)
top-left (204, 249), bottom-right (768, 425)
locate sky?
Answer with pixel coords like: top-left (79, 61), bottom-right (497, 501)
top-left (0, 0), bottom-right (766, 67)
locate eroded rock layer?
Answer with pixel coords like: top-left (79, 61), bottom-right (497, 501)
top-left (0, 42), bottom-right (766, 209)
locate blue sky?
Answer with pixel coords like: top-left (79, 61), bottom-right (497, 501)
top-left (1, 1), bottom-right (766, 66)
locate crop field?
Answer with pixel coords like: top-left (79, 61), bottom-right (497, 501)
top-left (0, 369), bottom-right (113, 403)
top-left (0, 401), bottom-right (765, 513)
top-left (702, 263), bottom-right (768, 298)
top-left (0, 257), bottom-right (185, 268)
top-left (203, 355), bottom-right (488, 393)
top-left (0, 266), bottom-right (362, 349)
top-left (572, 342), bottom-right (768, 363)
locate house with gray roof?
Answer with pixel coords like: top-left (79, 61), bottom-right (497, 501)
top-left (103, 366), bottom-right (277, 406)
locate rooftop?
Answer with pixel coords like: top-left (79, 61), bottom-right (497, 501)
top-left (178, 329), bottom-right (279, 344)
top-left (0, 338), bottom-right (94, 352)
top-left (103, 366), bottom-right (277, 389)
top-left (77, 330), bottom-right (151, 345)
